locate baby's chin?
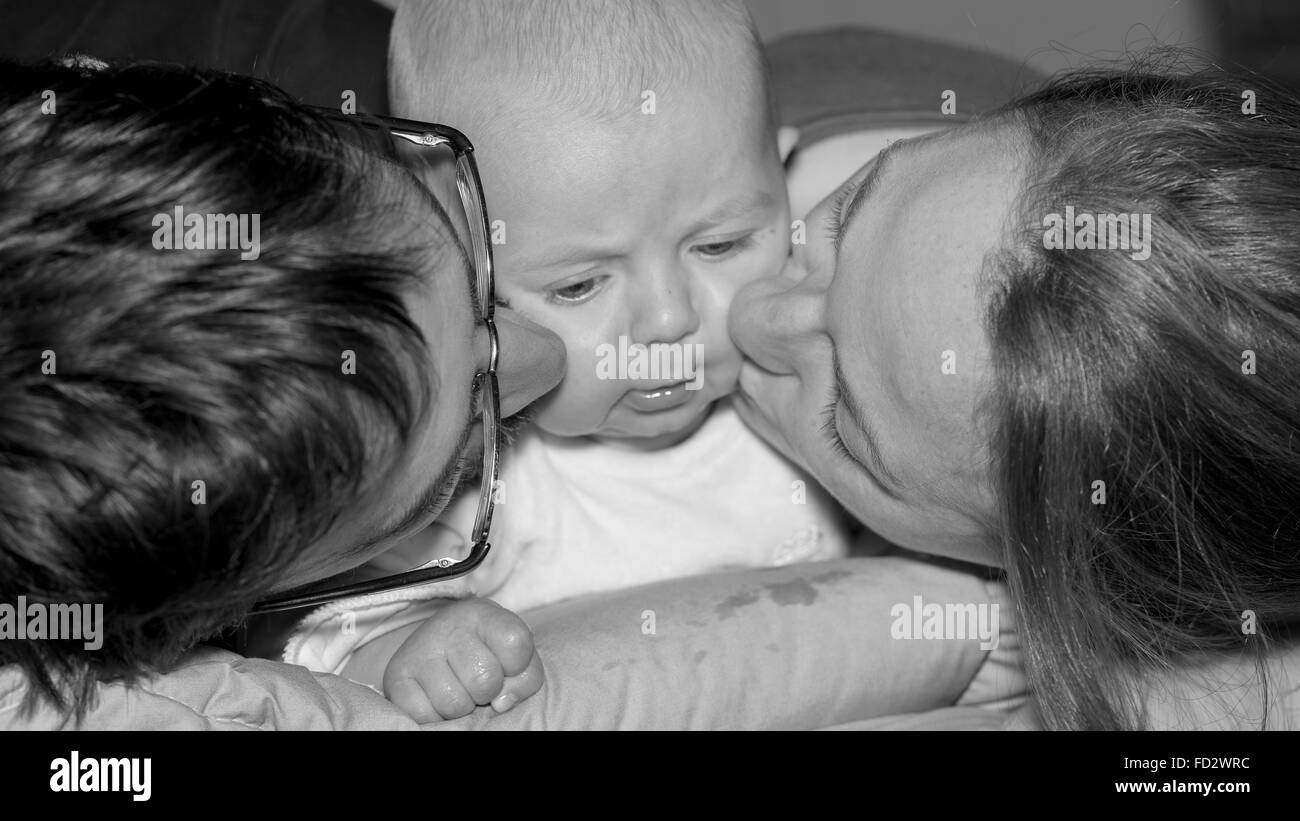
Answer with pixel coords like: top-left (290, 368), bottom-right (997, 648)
top-left (545, 384), bottom-right (739, 450)
top-left (591, 397), bottom-right (719, 451)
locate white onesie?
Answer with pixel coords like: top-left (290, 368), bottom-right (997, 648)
top-left (284, 398), bottom-right (851, 675)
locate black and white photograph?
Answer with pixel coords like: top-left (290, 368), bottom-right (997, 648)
top-left (0, 0), bottom-right (1295, 797)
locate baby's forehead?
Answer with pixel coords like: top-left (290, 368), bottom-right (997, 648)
top-left (480, 77), bottom-right (773, 178)
top-left (480, 49), bottom-right (767, 133)
top-left (397, 1), bottom-right (768, 132)
top-left (477, 122), bottom-right (781, 277)
top-left (502, 113), bottom-right (774, 201)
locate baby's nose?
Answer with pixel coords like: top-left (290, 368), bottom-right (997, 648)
top-left (632, 276), bottom-right (700, 344)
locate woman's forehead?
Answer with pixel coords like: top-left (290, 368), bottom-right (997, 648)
top-left (827, 123), bottom-right (1025, 485)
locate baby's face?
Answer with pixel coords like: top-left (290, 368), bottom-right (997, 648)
top-left (481, 85), bottom-right (789, 446)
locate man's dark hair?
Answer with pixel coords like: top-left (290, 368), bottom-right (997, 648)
top-left (0, 59), bottom-right (433, 718)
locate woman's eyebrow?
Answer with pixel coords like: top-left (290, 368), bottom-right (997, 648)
top-left (833, 139), bottom-right (908, 260)
top-left (831, 348), bottom-right (905, 496)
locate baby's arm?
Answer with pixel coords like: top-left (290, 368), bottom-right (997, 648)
top-left (284, 501), bottom-right (541, 720)
top-left (346, 597), bottom-right (543, 722)
top-left (310, 510), bottom-right (539, 721)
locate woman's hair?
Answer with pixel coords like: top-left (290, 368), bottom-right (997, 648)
top-left (985, 61), bottom-right (1300, 729)
top-left (0, 59), bottom-right (433, 718)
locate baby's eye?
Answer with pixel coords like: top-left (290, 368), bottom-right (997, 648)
top-left (693, 234), bottom-right (755, 259)
top-left (546, 275), bottom-right (605, 305)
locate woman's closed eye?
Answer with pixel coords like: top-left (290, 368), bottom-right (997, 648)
top-left (818, 380), bottom-right (855, 463)
top-left (818, 378), bottom-right (904, 501)
top-left (823, 184), bottom-right (853, 242)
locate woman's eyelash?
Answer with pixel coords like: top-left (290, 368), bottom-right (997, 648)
top-left (823, 186), bottom-right (853, 241)
top-left (818, 382), bottom-right (855, 463)
top-left (819, 379), bottom-right (905, 500)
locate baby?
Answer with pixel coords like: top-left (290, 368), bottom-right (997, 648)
top-left (283, 0), bottom-right (853, 719)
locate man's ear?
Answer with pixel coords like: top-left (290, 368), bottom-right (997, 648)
top-left (778, 126), bottom-right (800, 163)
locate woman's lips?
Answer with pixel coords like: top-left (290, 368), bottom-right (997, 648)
top-left (621, 382), bottom-right (694, 412)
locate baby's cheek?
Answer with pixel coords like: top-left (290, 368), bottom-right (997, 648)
top-left (693, 279), bottom-right (755, 392)
top-left (702, 339), bottom-right (743, 395)
top-left (689, 306), bottom-right (742, 395)
top-left (754, 227), bottom-right (793, 281)
top-left (530, 340), bottom-right (623, 436)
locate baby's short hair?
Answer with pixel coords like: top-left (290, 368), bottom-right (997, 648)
top-left (390, 0), bottom-right (768, 137)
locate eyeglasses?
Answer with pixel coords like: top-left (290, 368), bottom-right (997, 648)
top-left (249, 111), bottom-right (500, 614)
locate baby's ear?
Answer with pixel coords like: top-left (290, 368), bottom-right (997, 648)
top-left (777, 126), bottom-right (800, 163)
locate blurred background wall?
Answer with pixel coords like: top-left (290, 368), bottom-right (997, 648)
top-left (366, 0), bottom-right (1299, 85)
top-left (748, 0), bottom-right (1206, 74)
top-left (7, 0), bottom-right (1299, 92)
top-left (745, 0), bottom-right (1298, 86)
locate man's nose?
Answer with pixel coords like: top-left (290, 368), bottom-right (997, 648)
top-left (492, 308), bottom-right (566, 417)
top-left (630, 268), bottom-right (700, 344)
top-left (727, 258), bottom-right (825, 375)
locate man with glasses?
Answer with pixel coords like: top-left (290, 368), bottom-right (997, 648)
top-left (251, 112), bottom-right (506, 612)
top-left (0, 59), bottom-right (565, 725)
top-left (250, 110), bottom-right (551, 719)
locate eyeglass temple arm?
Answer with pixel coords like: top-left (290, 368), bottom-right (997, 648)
top-left (248, 539), bottom-right (492, 614)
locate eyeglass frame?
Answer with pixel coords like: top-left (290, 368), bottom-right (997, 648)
top-left (248, 109), bottom-right (500, 614)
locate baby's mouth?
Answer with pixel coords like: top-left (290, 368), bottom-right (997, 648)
top-left (620, 382), bottom-right (695, 413)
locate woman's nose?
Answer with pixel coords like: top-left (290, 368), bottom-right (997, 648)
top-left (630, 269), bottom-right (700, 344)
top-left (492, 308), bottom-right (566, 417)
top-left (727, 258), bottom-right (826, 375)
